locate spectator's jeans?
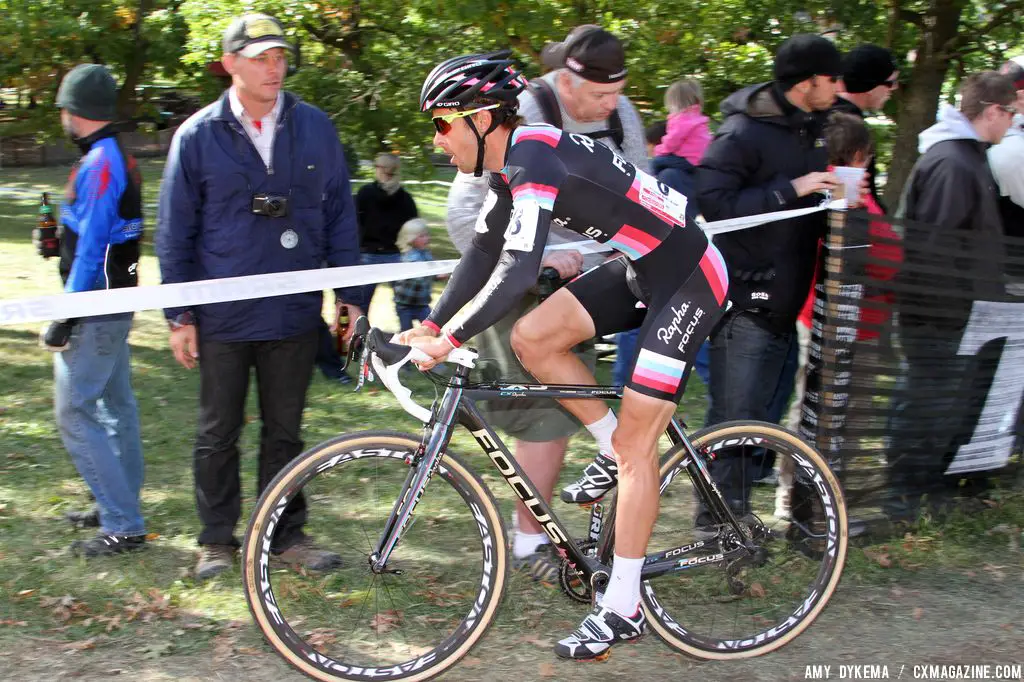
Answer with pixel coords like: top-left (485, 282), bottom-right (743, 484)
top-left (702, 311), bottom-right (794, 518)
top-left (358, 252), bottom-right (402, 316)
top-left (614, 332), bottom-right (711, 388)
top-left (54, 314), bottom-right (145, 536)
top-left (193, 329), bottom-right (317, 550)
top-left (396, 304), bottom-right (431, 332)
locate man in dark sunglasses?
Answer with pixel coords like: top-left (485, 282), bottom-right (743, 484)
top-left (833, 43), bottom-right (900, 209)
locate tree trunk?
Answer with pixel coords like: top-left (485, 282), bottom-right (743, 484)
top-left (883, 0), bottom-right (965, 208)
top-left (117, 0), bottom-right (151, 119)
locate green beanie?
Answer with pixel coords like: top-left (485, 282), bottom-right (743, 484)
top-left (56, 64), bottom-right (118, 121)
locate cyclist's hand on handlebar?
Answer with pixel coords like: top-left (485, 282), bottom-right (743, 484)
top-left (541, 250), bottom-right (583, 279)
top-left (408, 335), bottom-right (454, 371)
top-left (393, 324), bottom-right (438, 346)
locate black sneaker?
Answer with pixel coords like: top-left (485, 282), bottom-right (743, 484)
top-left (65, 508), bottom-right (100, 528)
top-left (70, 533), bottom-right (146, 558)
top-left (554, 604), bottom-right (646, 660)
top-left (560, 453), bottom-right (618, 504)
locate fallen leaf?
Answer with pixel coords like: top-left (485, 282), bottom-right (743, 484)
top-left (461, 657), bottom-right (482, 667)
top-left (538, 662), bottom-right (557, 677)
top-left (863, 548), bottom-right (892, 568)
top-left (369, 611), bottom-right (403, 634)
top-left (145, 533), bottom-right (160, 541)
top-left (63, 637), bottom-right (98, 651)
top-left (749, 582), bottom-right (766, 598)
top-left (912, 607), bottom-right (924, 620)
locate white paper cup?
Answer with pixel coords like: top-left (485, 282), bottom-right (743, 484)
top-left (832, 166), bottom-right (866, 203)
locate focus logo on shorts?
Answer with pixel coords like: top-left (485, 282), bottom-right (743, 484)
top-left (677, 307), bottom-right (705, 354)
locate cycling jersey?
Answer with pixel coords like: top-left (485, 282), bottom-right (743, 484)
top-left (426, 123), bottom-right (729, 401)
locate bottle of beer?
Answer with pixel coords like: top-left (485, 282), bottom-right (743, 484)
top-left (34, 192), bottom-right (60, 259)
top-left (336, 305), bottom-right (350, 356)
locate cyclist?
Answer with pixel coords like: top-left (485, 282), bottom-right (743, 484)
top-left (398, 51), bottom-right (729, 661)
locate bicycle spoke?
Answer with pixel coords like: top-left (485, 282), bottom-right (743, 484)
top-left (244, 433), bottom-right (506, 681)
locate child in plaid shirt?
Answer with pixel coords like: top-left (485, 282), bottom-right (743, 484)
top-left (394, 218), bottom-right (442, 331)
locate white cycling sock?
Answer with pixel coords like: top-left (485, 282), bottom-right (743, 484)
top-left (513, 530), bottom-right (549, 559)
top-left (599, 554), bottom-right (643, 616)
top-left (586, 410), bottom-right (618, 460)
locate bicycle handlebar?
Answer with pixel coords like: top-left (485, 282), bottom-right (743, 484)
top-left (344, 317), bottom-right (478, 423)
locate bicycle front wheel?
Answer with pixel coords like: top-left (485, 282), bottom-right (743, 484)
top-left (242, 431), bottom-right (508, 682)
top-left (644, 420), bottom-right (848, 659)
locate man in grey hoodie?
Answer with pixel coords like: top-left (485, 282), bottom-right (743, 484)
top-left (888, 71), bottom-right (1016, 519)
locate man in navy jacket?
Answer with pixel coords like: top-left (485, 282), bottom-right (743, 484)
top-left (156, 13), bottom-right (361, 580)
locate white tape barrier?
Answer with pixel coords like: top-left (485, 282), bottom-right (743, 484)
top-left (0, 260), bottom-right (456, 327)
top-left (0, 199), bottom-right (846, 326)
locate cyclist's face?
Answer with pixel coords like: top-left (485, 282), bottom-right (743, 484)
top-left (561, 75), bottom-right (625, 122)
top-left (431, 108), bottom-right (490, 173)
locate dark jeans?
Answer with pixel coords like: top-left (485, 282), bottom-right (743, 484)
top-left (194, 329), bottom-right (317, 550)
top-left (396, 303), bottom-right (431, 332)
top-left (702, 311), bottom-right (794, 519)
top-left (315, 319), bottom-right (345, 380)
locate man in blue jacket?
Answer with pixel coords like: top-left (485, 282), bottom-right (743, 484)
top-left (156, 13), bottom-right (362, 580)
top-left (45, 64), bottom-right (146, 557)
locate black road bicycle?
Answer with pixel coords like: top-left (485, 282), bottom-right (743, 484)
top-left (242, 318), bottom-right (848, 682)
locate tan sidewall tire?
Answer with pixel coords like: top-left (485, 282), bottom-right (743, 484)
top-left (645, 421), bottom-right (848, 660)
top-left (242, 432), bottom-right (508, 682)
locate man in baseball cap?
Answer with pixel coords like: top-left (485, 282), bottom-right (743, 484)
top-left (541, 25), bottom-right (628, 84)
top-left (222, 13), bottom-right (295, 57)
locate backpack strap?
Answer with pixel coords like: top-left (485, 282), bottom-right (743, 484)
top-left (527, 79), bottom-right (561, 128)
top-left (527, 78), bottom-right (625, 149)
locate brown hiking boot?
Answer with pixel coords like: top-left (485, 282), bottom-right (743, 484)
top-left (274, 537), bottom-right (342, 572)
top-left (195, 544), bottom-right (236, 580)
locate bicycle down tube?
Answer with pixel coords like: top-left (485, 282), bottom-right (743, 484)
top-left (370, 369), bottom-right (752, 585)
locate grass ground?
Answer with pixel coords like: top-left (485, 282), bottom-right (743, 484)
top-left (1, 160), bottom-right (1022, 681)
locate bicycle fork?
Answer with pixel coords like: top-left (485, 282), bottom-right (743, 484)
top-left (369, 384), bottom-right (465, 573)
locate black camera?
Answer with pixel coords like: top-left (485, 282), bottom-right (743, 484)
top-left (251, 194), bottom-right (290, 218)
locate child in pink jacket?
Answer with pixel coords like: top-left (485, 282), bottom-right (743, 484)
top-left (654, 79), bottom-right (712, 164)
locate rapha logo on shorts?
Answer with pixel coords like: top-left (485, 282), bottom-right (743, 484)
top-left (656, 303), bottom-right (691, 344)
top-left (751, 291), bottom-right (770, 301)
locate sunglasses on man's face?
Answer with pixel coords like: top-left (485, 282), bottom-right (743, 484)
top-left (431, 103), bottom-right (500, 135)
top-left (883, 77), bottom-right (899, 89)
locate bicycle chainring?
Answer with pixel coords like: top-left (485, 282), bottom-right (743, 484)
top-left (559, 540), bottom-right (597, 604)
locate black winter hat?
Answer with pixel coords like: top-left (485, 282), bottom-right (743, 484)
top-left (56, 64), bottom-right (118, 121)
top-left (842, 45), bottom-right (898, 93)
top-left (773, 34), bottom-right (842, 91)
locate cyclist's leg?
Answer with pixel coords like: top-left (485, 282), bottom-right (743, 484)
top-left (513, 259), bottom-right (646, 505)
top-left (555, 242), bottom-right (729, 660)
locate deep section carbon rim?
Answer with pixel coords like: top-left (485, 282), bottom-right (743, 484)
top-left (243, 432), bottom-right (507, 682)
top-left (643, 421), bottom-right (848, 659)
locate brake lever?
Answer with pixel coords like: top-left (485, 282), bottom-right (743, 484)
top-left (356, 343), bottom-right (373, 391)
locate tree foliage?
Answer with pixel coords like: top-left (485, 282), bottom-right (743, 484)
top-left (2, 0), bottom-right (1022, 196)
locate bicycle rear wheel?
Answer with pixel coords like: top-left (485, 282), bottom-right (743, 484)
top-left (242, 431), bottom-right (508, 682)
top-left (643, 420), bottom-right (847, 659)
